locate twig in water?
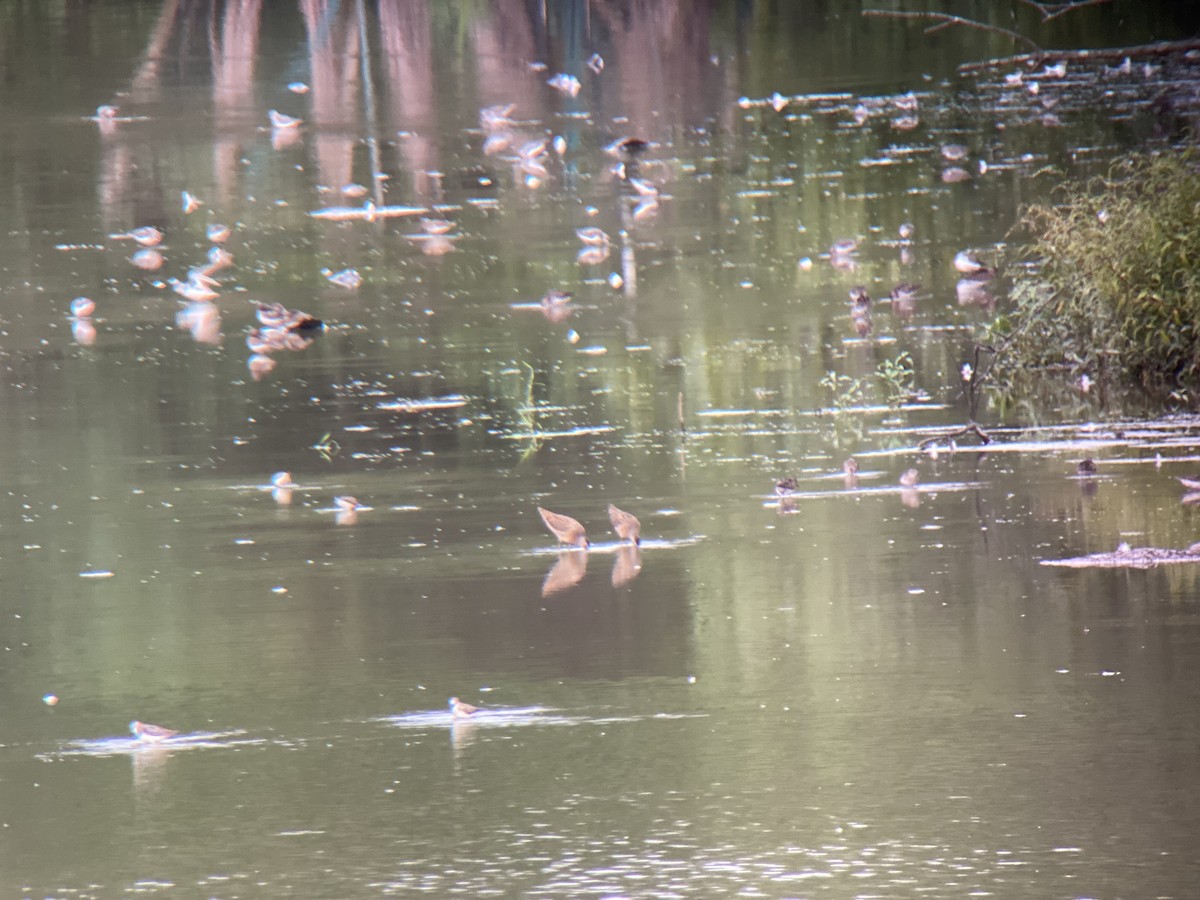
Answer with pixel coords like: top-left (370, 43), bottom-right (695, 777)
top-left (862, 9), bottom-right (1043, 53)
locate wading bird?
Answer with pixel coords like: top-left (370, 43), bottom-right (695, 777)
top-left (538, 507), bottom-right (588, 549)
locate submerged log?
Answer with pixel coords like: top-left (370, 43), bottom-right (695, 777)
top-left (1042, 543), bottom-right (1200, 570)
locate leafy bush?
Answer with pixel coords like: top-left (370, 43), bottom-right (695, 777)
top-left (986, 151), bottom-right (1200, 396)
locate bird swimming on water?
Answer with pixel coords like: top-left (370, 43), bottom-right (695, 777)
top-left (608, 504), bottom-right (641, 545)
top-left (538, 506), bottom-right (588, 549)
top-left (130, 720), bottom-right (179, 743)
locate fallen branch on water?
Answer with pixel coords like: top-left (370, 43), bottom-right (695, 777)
top-left (959, 37), bottom-right (1200, 74)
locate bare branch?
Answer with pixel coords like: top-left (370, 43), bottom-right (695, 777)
top-left (862, 9), bottom-right (1043, 53)
top-left (1016, 0), bottom-right (1115, 22)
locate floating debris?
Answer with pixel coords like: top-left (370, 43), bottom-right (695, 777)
top-left (309, 203), bottom-right (424, 221)
top-left (322, 267), bottom-right (362, 289)
top-left (376, 395), bottom-right (468, 413)
top-left (1043, 543), bottom-right (1200, 570)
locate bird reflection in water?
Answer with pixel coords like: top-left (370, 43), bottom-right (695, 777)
top-left (334, 495), bottom-right (360, 526)
top-left (542, 549), bottom-right (588, 596)
top-left (611, 544), bottom-right (642, 588)
top-left (131, 743), bottom-right (175, 795)
top-left (450, 717), bottom-right (478, 759)
top-left (270, 471), bottom-right (295, 506)
top-left (176, 300), bottom-right (222, 346)
top-left (69, 297), bottom-right (97, 346)
top-left (899, 468), bottom-right (921, 508)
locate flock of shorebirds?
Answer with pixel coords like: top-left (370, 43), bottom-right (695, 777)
top-left (93, 63), bottom-right (1017, 745)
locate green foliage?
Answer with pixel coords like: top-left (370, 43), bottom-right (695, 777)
top-left (986, 151), bottom-right (1200, 396)
top-left (876, 351), bottom-right (916, 407)
top-left (821, 352), bottom-right (919, 410)
top-left (820, 370), bottom-right (868, 409)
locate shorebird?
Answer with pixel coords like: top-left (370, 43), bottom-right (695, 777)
top-left (775, 476), bottom-right (799, 497)
top-left (130, 720), bottom-right (179, 743)
top-left (323, 268), bottom-right (362, 290)
top-left (70, 297), bottom-right (96, 318)
top-left (538, 506), bottom-right (588, 549)
top-left (110, 225), bottom-right (163, 247)
top-left (889, 283), bottom-right (920, 317)
top-left (849, 286), bottom-right (872, 318)
top-left (899, 468), bottom-right (920, 488)
top-left (449, 697), bottom-right (479, 719)
top-left (608, 504), bottom-right (641, 546)
top-left (268, 109), bottom-right (302, 129)
top-left (1077, 459), bottom-right (1098, 476)
top-left (547, 73), bottom-right (581, 97)
top-left (334, 496), bottom-right (360, 513)
top-left (271, 471), bottom-right (294, 488)
top-left (843, 458), bottom-right (860, 488)
top-left (540, 289), bottom-right (573, 309)
top-left (168, 277), bottom-right (219, 303)
top-left (954, 250), bottom-right (994, 277)
top-left (576, 226), bottom-right (611, 247)
top-left (605, 136), bottom-right (650, 159)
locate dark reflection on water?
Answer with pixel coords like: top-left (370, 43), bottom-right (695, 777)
top-left (3, 0), bottom-right (1200, 896)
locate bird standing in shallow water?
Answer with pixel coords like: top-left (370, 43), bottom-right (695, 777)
top-left (775, 476), bottom-right (799, 497)
top-left (899, 468), bottom-right (920, 487)
top-left (449, 697), bottom-right (479, 719)
top-left (843, 458), bottom-right (860, 488)
top-left (849, 286), bottom-right (872, 318)
top-left (608, 504), bottom-right (641, 545)
top-left (889, 283), bottom-right (920, 318)
top-left (538, 507), bottom-right (588, 549)
top-left (130, 720), bottom-right (178, 742)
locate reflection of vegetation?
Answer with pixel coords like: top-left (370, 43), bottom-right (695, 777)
top-left (514, 362), bottom-right (542, 461)
top-left (986, 152), bottom-right (1200, 398)
top-left (311, 432), bottom-right (341, 462)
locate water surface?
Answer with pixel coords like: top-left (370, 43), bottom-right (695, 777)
top-left (3, 1), bottom-right (1200, 896)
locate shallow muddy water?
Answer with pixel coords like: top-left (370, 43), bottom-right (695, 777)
top-left (3, 1), bottom-right (1200, 897)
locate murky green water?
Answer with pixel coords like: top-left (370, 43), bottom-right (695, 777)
top-left (4, 1), bottom-right (1200, 896)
